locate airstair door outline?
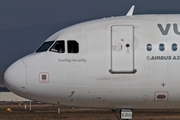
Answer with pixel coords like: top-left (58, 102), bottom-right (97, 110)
top-left (110, 25), bottom-right (135, 73)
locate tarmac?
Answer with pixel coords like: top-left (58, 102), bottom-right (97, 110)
top-left (1, 102), bottom-right (180, 120)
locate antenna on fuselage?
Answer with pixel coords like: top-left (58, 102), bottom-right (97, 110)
top-left (126, 5), bottom-right (135, 16)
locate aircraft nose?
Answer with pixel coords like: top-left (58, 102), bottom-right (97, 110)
top-left (4, 59), bottom-right (26, 94)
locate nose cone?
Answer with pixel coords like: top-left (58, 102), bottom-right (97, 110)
top-left (4, 59), bottom-right (26, 96)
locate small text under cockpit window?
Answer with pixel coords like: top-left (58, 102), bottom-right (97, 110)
top-left (50, 41), bottom-right (65, 53)
top-left (67, 41), bottom-right (79, 53)
top-left (36, 41), bottom-right (54, 53)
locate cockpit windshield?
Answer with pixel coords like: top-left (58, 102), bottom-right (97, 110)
top-left (36, 41), bottom-right (54, 53)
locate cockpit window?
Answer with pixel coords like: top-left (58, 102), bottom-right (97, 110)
top-left (36, 41), bottom-right (54, 53)
top-left (67, 40), bottom-right (79, 53)
top-left (50, 41), bottom-right (65, 53)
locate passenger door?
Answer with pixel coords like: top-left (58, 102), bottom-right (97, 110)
top-left (111, 25), bottom-right (135, 73)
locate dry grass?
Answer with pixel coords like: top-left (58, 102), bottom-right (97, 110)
top-left (0, 103), bottom-right (180, 120)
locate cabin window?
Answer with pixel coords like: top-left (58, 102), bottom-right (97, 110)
top-left (159, 43), bottom-right (165, 51)
top-left (172, 43), bottom-right (177, 51)
top-left (67, 40), bottom-right (79, 53)
top-left (36, 41), bottom-right (54, 52)
top-left (50, 41), bottom-right (65, 53)
top-left (147, 44), bottom-right (152, 51)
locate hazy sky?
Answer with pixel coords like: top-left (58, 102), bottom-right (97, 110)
top-left (1, 0), bottom-right (180, 70)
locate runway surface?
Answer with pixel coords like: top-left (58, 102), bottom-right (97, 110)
top-left (1, 103), bottom-right (180, 120)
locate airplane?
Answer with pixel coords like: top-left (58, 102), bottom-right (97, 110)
top-left (4, 5), bottom-right (180, 119)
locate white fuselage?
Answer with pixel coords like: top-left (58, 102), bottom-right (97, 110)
top-left (4, 14), bottom-right (180, 109)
